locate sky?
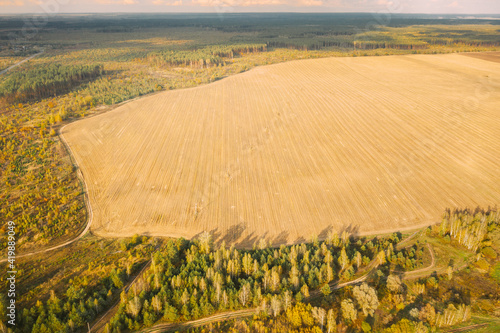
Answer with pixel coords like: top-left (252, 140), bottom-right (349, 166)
top-left (0, 0), bottom-right (499, 14)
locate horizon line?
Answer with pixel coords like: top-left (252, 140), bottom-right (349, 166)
top-left (1, 12), bottom-right (500, 15)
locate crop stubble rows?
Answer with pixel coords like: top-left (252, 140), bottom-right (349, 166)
top-left (62, 54), bottom-right (500, 245)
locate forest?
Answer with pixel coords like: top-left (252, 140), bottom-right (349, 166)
top-left (147, 44), bottom-right (267, 68)
top-left (5, 208), bottom-right (500, 332)
top-left (0, 64), bottom-right (103, 102)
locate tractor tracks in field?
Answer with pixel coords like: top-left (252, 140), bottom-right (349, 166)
top-left (2, 102), bottom-right (433, 264)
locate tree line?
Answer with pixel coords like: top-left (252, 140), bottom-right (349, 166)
top-left (439, 207), bottom-right (499, 251)
top-left (146, 44), bottom-right (267, 69)
top-left (0, 64), bottom-right (103, 102)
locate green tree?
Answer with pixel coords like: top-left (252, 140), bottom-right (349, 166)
top-left (163, 303), bottom-right (178, 321)
top-left (362, 321), bottom-right (372, 332)
top-left (320, 283), bottom-right (331, 297)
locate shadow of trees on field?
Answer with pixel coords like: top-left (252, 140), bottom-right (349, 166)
top-left (192, 221), bottom-right (362, 249)
top-left (290, 223), bottom-right (361, 245)
top-left (272, 231), bottom-right (289, 246)
top-left (318, 225), bottom-right (333, 240)
top-left (193, 223), bottom-right (259, 249)
top-left (294, 236), bottom-right (306, 244)
top-left (340, 223), bottom-right (361, 238)
top-left (238, 231), bottom-right (259, 248)
top-left (221, 223), bottom-right (246, 244)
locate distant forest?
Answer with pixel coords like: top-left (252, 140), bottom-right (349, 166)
top-left (2, 13), bottom-right (500, 30)
top-left (2, 13), bottom-right (500, 51)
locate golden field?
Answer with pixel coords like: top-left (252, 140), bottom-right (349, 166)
top-left (62, 53), bottom-right (500, 245)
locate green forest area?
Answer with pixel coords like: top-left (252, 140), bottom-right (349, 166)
top-left (5, 209), bottom-right (500, 332)
top-left (0, 13), bottom-right (499, 332)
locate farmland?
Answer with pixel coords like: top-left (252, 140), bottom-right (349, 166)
top-left (2, 14), bottom-right (500, 252)
top-left (1, 12), bottom-right (500, 333)
top-left (62, 52), bottom-right (500, 246)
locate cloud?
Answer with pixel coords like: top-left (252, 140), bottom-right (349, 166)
top-left (153, 0), bottom-right (183, 5)
top-left (94, 0), bottom-right (138, 4)
top-left (190, 0), bottom-right (328, 6)
top-left (191, 0), bottom-right (285, 6)
top-left (0, 0), bottom-right (24, 5)
top-left (0, 0), bottom-right (498, 14)
top-left (296, 0), bottom-right (323, 6)
top-left (377, 0), bottom-right (393, 5)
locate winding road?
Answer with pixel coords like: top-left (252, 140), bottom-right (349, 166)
top-left (402, 243), bottom-right (436, 279)
top-left (0, 123), bottom-right (93, 263)
top-left (138, 309), bottom-right (257, 333)
top-left (91, 257), bottom-right (154, 332)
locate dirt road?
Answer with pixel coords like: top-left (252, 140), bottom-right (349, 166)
top-left (0, 50), bottom-right (44, 76)
top-left (0, 123), bottom-right (92, 263)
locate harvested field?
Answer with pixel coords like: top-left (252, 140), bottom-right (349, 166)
top-left (463, 51), bottom-right (500, 63)
top-left (62, 53), bottom-right (500, 246)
